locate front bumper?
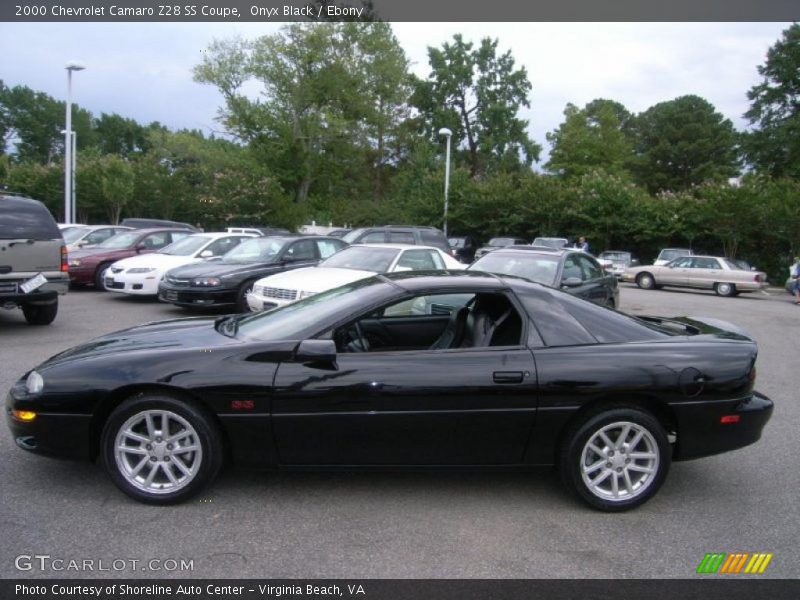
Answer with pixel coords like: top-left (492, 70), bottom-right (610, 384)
top-left (105, 273), bottom-right (161, 295)
top-left (671, 391), bottom-right (773, 461)
top-left (246, 291), bottom-right (289, 312)
top-left (158, 283), bottom-right (238, 307)
top-left (5, 391), bottom-right (93, 461)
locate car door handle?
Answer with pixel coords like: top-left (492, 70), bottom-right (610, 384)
top-left (493, 371), bottom-right (524, 384)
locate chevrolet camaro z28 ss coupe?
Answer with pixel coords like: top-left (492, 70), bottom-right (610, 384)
top-left (6, 271), bottom-right (772, 511)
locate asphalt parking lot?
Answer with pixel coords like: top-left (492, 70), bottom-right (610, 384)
top-left (0, 284), bottom-right (797, 579)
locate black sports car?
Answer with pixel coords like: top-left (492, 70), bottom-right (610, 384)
top-left (158, 235), bottom-right (347, 311)
top-left (6, 272), bottom-right (772, 510)
top-left (469, 246), bottom-right (619, 308)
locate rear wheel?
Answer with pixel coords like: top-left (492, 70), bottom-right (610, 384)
top-left (559, 407), bottom-right (670, 511)
top-left (635, 273), bottom-right (656, 290)
top-left (101, 394), bottom-right (223, 505)
top-left (715, 282), bottom-right (736, 297)
top-left (22, 302), bottom-right (58, 325)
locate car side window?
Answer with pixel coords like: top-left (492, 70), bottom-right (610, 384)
top-left (334, 291), bottom-right (523, 353)
top-left (205, 236), bottom-right (244, 256)
top-left (317, 239), bottom-right (343, 259)
top-left (577, 255), bottom-right (603, 280)
top-left (388, 231), bottom-right (416, 244)
top-left (360, 231), bottom-right (385, 243)
top-left (396, 249), bottom-right (438, 271)
top-left (284, 239), bottom-right (317, 260)
top-left (693, 257), bottom-right (719, 269)
top-left (669, 257), bottom-right (690, 268)
top-left (85, 229), bottom-right (115, 244)
top-left (562, 255), bottom-right (583, 280)
top-left (142, 232), bottom-right (170, 249)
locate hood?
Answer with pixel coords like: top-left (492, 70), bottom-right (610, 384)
top-left (38, 317), bottom-right (234, 369)
top-left (256, 266), bottom-right (376, 293)
top-left (112, 253), bottom-right (198, 270)
top-left (167, 259), bottom-right (277, 279)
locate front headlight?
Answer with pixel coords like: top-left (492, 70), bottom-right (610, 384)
top-left (127, 267), bottom-right (156, 274)
top-left (69, 259), bottom-right (81, 267)
top-left (25, 371), bottom-right (44, 395)
top-left (192, 277), bottom-right (222, 287)
top-left (298, 291), bottom-right (317, 299)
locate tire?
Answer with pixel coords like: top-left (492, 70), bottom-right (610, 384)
top-left (715, 282), bottom-right (736, 297)
top-left (95, 263), bottom-right (111, 290)
top-left (22, 302), bottom-right (58, 325)
top-left (101, 394), bottom-right (223, 505)
top-left (236, 281), bottom-right (255, 312)
top-left (635, 273), bottom-right (656, 290)
top-left (559, 407), bottom-right (671, 511)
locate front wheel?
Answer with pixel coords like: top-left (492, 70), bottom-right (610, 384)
top-left (236, 281), bottom-right (254, 312)
top-left (715, 282), bottom-right (736, 297)
top-left (95, 263), bottom-right (111, 290)
top-left (559, 407), bottom-right (671, 511)
top-left (635, 273), bottom-right (656, 290)
top-left (101, 394), bottom-right (223, 504)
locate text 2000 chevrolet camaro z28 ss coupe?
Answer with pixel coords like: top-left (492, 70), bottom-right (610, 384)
top-left (6, 271), bottom-right (772, 511)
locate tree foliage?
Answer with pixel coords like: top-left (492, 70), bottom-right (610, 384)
top-left (411, 34), bottom-right (540, 177)
top-left (631, 95), bottom-right (739, 193)
top-left (744, 23), bottom-right (800, 178)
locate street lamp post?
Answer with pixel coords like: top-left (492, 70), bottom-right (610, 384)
top-left (438, 127), bottom-right (452, 236)
top-left (64, 61), bottom-right (85, 224)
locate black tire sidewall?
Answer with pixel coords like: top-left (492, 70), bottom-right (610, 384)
top-left (23, 301), bottom-right (58, 325)
top-left (236, 281), bottom-right (254, 312)
top-left (560, 407), bottom-right (671, 512)
top-left (101, 394), bottom-right (223, 505)
top-left (95, 264), bottom-right (111, 289)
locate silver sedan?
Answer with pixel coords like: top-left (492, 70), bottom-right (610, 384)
top-left (621, 255), bottom-right (768, 297)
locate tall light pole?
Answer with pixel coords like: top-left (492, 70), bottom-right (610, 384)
top-left (438, 127), bottom-right (452, 236)
top-left (64, 61), bottom-right (85, 224)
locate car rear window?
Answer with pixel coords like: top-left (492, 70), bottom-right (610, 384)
top-left (0, 200), bottom-right (61, 240)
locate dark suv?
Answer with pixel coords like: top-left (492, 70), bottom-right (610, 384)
top-left (0, 195), bottom-right (69, 325)
top-left (342, 226), bottom-right (452, 255)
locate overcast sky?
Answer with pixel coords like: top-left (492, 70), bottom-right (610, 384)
top-left (0, 22), bottom-right (790, 163)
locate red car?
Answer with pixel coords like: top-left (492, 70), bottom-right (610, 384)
top-left (67, 228), bottom-right (191, 288)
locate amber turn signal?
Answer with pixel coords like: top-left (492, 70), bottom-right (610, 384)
top-left (11, 410), bottom-right (37, 422)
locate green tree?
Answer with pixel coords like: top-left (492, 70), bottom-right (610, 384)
top-left (632, 95), bottom-right (739, 193)
top-left (546, 99), bottom-right (634, 179)
top-left (195, 23), bottom-right (410, 205)
top-left (93, 113), bottom-right (150, 157)
top-left (743, 23), bottom-right (800, 178)
top-left (411, 34), bottom-right (540, 177)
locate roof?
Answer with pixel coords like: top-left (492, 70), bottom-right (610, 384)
top-left (351, 243), bottom-right (442, 251)
top-left (379, 270), bottom-right (548, 296)
top-left (187, 231), bottom-right (258, 239)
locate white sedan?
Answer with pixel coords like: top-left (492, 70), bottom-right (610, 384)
top-left (247, 243), bottom-right (464, 312)
top-left (104, 232), bottom-right (254, 296)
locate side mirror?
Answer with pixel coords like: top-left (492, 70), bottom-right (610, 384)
top-left (561, 276), bottom-right (582, 288)
top-left (199, 250), bottom-right (214, 258)
top-left (135, 243), bottom-right (146, 253)
top-left (76, 240), bottom-right (88, 247)
top-left (295, 339), bottom-right (337, 364)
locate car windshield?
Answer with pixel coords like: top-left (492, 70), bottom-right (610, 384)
top-left (160, 235), bottom-right (211, 256)
top-left (533, 237), bottom-right (567, 249)
top-left (97, 231), bottom-right (142, 249)
top-left (341, 228), bottom-right (368, 244)
top-left (234, 277), bottom-right (394, 341)
top-left (319, 246), bottom-right (399, 272)
top-left (658, 249), bottom-right (691, 261)
top-left (62, 226), bottom-right (92, 243)
top-left (488, 237), bottom-right (516, 247)
top-left (725, 258), bottom-right (751, 270)
top-left (470, 253), bottom-right (560, 286)
top-left (600, 252), bottom-right (631, 262)
top-left (222, 237), bottom-right (285, 263)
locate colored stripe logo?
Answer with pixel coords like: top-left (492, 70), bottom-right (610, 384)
top-left (696, 552), bottom-right (773, 574)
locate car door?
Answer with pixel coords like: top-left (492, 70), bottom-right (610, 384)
top-left (573, 254), bottom-right (609, 305)
top-left (687, 257), bottom-right (722, 289)
top-left (280, 238), bottom-right (320, 269)
top-left (271, 290), bottom-right (539, 466)
top-left (659, 256), bottom-right (692, 286)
